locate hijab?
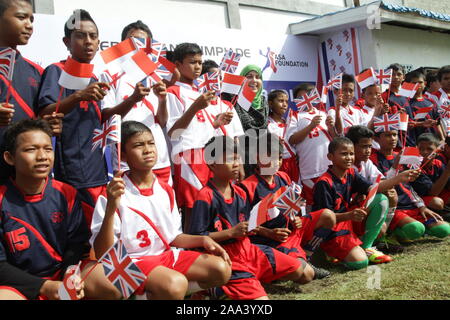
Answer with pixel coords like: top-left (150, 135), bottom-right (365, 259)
top-left (240, 64), bottom-right (264, 110)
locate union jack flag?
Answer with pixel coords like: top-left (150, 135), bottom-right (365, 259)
top-left (438, 100), bottom-right (450, 119)
top-left (131, 37), bottom-right (152, 55)
top-left (196, 71), bottom-right (221, 93)
top-left (273, 183), bottom-right (305, 220)
top-left (92, 115), bottom-right (121, 153)
top-left (375, 68), bottom-right (392, 86)
top-left (0, 47), bottom-right (16, 80)
top-left (373, 113), bottom-right (400, 133)
top-left (219, 49), bottom-right (241, 74)
top-left (327, 73), bottom-right (343, 89)
top-left (100, 240), bottom-right (147, 299)
top-left (154, 56), bottom-right (175, 82)
top-left (293, 88), bottom-right (320, 113)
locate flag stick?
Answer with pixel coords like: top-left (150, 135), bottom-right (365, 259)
top-left (5, 83), bottom-right (11, 105)
top-left (109, 71), bottom-right (126, 87)
top-left (117, 142), bottom-right (121, 172)
top-left (55, 86), bottom-right (64, 114)
top-left (80, 261), bottom-right (99, 283)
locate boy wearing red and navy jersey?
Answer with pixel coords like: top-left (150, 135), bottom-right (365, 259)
top-left (0, 119), bottom-right (120, 300)
top-left (381, 63), bottom-right (409, 113)
top-left (313, 137), bottom-right (393, 269)
top-left (371, 130), bottom-right (450, 240)
top-left (0, 0), bottom-right (62, 180)
top-left (91, 121), bottom-right (231, 300)
top-left (189, 136), bottom-right (305, 300)
top-left (37, 10), bottom-right (110, 226)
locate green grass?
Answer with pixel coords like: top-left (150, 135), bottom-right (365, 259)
top-left (265, 236), bottom-right (450, 300)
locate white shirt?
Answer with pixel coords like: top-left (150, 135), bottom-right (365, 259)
top-left (328, 105), bottom-right (363, 130)
top-left (285, 109), bottom-right (332, 180)
top-left (101, 72), bottom-right (170, 170)
top-left (207, 99), bottom-right (244, 138)
top-left (353, 159), bottom-right (384, 184)
top-left (359, 105), bottom-right (376, 126)
top-left (267, 116), bottom-right (296, 159)
top-left (90, 173), bottom-right (183, 260)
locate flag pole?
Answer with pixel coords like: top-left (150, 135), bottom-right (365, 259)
top-left (117, 142), bottom-right (121, 172)
top-left (55, 86), bottom-right (64, 114)
top-left (80, 261), bottom-right (100, 283)
top-left (5, 82), bottom-right (11, 105)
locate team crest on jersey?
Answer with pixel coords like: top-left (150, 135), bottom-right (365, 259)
top-left (28, 76), bottom-right (38, 88)
top-left (238, 213), bottom-right (246, 222)
top-left (51, 211), bottom-right (64, 223)
top-left (214, 219), bottom-right (223, 231)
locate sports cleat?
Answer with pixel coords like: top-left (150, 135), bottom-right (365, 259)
top-left (310, 263), bottom-right (331, 280)
top-left (325, 254), bottom-right (340, 264)
top-left (376, 235), bottom-right (405, 254)
top-left (365, 247), bottom-right (393, 264)
top-left (190, 287), bottom-right (229, 300)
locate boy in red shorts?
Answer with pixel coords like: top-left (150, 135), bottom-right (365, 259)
top-left (90, 121), bottom-right (231, 300)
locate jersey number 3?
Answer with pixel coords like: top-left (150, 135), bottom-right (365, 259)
top-left (5, 227), bottom-right (30, 252)
top-left (136, 230), bottom-right (151, 248)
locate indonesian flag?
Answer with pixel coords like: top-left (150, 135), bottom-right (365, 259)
top-left (58, 262), bottom-right (81, 300)
top-left (100, 240), bottom-right (147, 299)
top-left (414, 106), bottom-right (433, 120)
top-left (399, 112), bottom-right (409, 131)
top-left (398, 82), bottom-right (419, 99)
top-left (321, 86), bottom-right (330, 103)
top-left (58, 56), bottom-right (94, 90)
top-left (236, 80), bottom-right (257, 111)
top-left (362, 174), bottom-right (382, 208)
top-left (121, 50), bottom-right (158, 83)
top-left (221, 72), bottom-right (245, 95)
top-left (100, 38), bottom-right (138, 74)
top-left (92, 115), bottom-right (121, 154)
top-left (248, 186), bottom-right (287, 231)
top-left (399, 147), bottom-right (423, 168)
top-left (0, 47), bottom-right (16, 80)
top-left (355, 68), bottom-right (377, 89)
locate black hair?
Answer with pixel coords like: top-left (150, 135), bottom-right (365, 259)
top-left (445, 136), bottom-right (450, 146)
top-left (268, 89), bottom-right (288, 102)
top-left (3, 119), bottom-right (52, 154)
top-left (121, 120), bottom-right (152, 152)
top-left (201, 59), bottom-right (219, 75)
top-left (405, 71), bottom-right (425, 83)
top-left (361, 83), bottom-right (378, 94)
top-left (204, 135), bottom-right (238, 164)
top-left (328, 136), bottom-right (353, 154)
top-left (173, 43), bottom-right (202, 63)
top-left (346, 125), bottom-right (374, 145)
top-left (417, 133), bottom-right (440, 146)
top-left (342, 73), bottom-right (355, 85)
top-left (293, 83), bottom-right (314, 98)
top-left (64, 9), bottom-right (98, 38)
top-left (387, 63), bottom-right (404, 75)
top-left (121, 20), bottom-right (152, 42)
top-left (437, 65), bottom-right (450, 82)
top-left (0, 0), bottom-right (32, 17)
top-left (426, 71), bottom-right (438, 84)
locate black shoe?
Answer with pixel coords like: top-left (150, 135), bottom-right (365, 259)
top-left (376, 240), bottom-right (405, 254)
top-left (310, 264), bottom-right (331, 280)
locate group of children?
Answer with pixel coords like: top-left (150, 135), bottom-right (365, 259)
top-left (0, 0), bottom-right (449, 300)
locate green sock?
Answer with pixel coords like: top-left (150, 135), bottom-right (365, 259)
top-left (393, 221), bottom-right (425, 241)
top-left (426, 223), bottom-right (450, 238)
top-left (343, 259), bottom-right (369, 270)
top-left (361, 194), bottom-right (389, 249)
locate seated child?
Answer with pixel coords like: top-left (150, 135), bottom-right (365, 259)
top-left (0, 119), bottom-right (120, 300)
top-left (90, 121), bottom-right (231, 300)
top-left (189, 135), bottom-right (306, 300)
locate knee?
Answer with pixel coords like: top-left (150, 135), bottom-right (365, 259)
top-left (427, 222), bottom-right (450, 239)
top-left (395, 221), bottom-right (425, 240)
top-left (375, 194), bottom-right (389, 213)
top-left (298, 264), bottom-right (314, 284)
top-left (158, 274), bottom-right (188, 299)
top-left (320, 209), bottom-right (336, 229)
top-left (208, 258), bottom-right (232, 287)
top-left (428, 197), bottom-right (444, 211)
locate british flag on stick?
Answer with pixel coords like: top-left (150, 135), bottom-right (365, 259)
top-left (273, 183), bottom-right (306, 220)
top-left (375, 68), bottom-right (392, 86)
top-left (196, 71), bottom-right (221, 93)
top-left (92, 115), bottom-right (121, 154)
top-left (373, 113), bottom-right (400, 133)
top-left (0, 47), bottom-right (15, 80)
top-left (219, 49), bottom-right (241, 74)
top-left (100, 240), bottom-right (147, 299)
top-left (293, 88), bottom-right (321, 113)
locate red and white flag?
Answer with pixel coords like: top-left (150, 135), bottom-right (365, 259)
top-left (100, 240), bottom-right (147, 299)
top-left (0, 47), bottom-right (16, 80)
top-left (92, 114), bottom-right (121, 154)
top-left (58, 56), bottom-right (94, 90)
top-left (398, 82), bottom-right (419, 99)
top-left (248, 186), bottom-right (287, 231)
top-left (221, 72), bottom-right (245, 95)
top-left (355, 68), bottom-right (377, 89)
top-left (219, 49), bottom-right (242, 74)
top-left (58, 262), bottom-right (82, 300)
top-left (414, 106), bottom-right (433, 120)
top-left (294, 88), bottom-right (320, 113)
top-left (236, 80), bottom-right (257, 111)
top-left (362, 174), bottom-right (382, 208)
top-left (399, 147), bottom-right (423, 168)
top-left (100, 38), bottom-right (138, 73)
top-left (399, 112), bottom-right (409, 131)
top-left (121, 50), bottom-right (158, 83)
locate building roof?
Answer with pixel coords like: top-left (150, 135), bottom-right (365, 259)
top-left (288, 1), bottom-right (450, 35)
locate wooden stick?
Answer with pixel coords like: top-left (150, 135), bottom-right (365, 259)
top-left (80, 261), bottom-right (99, 283)
top-left (55, 86), bottom-right (64, 114)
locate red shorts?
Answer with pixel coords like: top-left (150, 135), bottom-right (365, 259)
top-left (389, 208), bottom-right (422, 231)
top-left (222, 237), bottom-right (300, 300)
top-left (320, 220), bottom-right (362, 261)
top-left (300, 209), bottom-right (324, 245)
top-left (440, 190), bottom-right (450, 204)
top-left (134, 250), bottom-right (202, 295)
top-left (275, 228), bottom-right (306, 260)
top-left (280, 157), bottom-right (300, 184)
top-left (302, 177), bottom-right (320, 205)
top-left (172, 149), bottom-right (212, 209)
top-left (78, 184), bottom-right (107, 227)
top-left (153, 166), bottom-right (173, 186)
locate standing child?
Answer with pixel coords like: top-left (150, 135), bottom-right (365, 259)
top-left (0, 119), bottom-right (120, 300)
top-left (90, 121), bottom-right (231, 300)
top-left (38, 10), bottom-right (110, 226)
top-left (267, 90), bottom-right (299, 183)
top-left (381, 63), bottom-right (409, 113)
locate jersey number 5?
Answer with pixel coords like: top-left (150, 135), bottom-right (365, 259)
top-left (136, 230), bottom-right (151, 248)
top-left (5, 227), bottom-right (30, 253)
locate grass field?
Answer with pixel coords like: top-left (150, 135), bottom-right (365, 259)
top-left (265, 236), bottom-right (450, 300)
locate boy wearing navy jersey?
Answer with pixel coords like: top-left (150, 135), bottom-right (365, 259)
top-left (189, 136), bottom-right (306, 300)
top-left (0, 119), bottom-right (120, 300)
top-left (313, 137), bottom-right (392, 269)
top-left (381, 63), bottom-right (409, 113)
top-left (238, 132), bottom-right (335, 280)
top-left (38, 10), bottom-right (110, 225)
top-left (0, 0), bottom-right (62, 180)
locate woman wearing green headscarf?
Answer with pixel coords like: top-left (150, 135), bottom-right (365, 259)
top-left (234, 64), bottom-right (269, 131)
